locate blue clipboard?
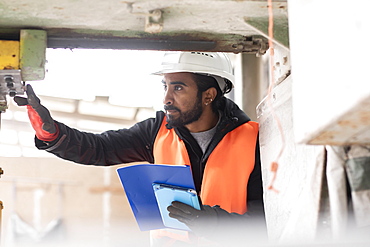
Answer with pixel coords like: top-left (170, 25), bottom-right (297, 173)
top-left (152, 183), bottom-right (201, 231)
top-left (116, 164), bottom-right (197, 231)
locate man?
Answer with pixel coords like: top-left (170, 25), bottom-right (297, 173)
top-left (15, 51), bottom-right (266, 246)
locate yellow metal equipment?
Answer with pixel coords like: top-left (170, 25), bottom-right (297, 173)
top-left (0, 40), bottom-right (20, 70)
top-left (0, 30), bottom-right (46, 113)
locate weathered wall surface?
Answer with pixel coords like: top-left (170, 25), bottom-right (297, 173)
top-left (257, 75), bottom-right (324, 244)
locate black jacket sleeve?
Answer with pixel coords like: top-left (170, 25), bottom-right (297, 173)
top-left (35, 111), bottom-right (165, 166)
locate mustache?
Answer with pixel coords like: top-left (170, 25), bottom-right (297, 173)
top-left (164, 105), bottom-right (180, 112)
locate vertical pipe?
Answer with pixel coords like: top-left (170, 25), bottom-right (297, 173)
top-left (240, 53), bottom-right (265, 121)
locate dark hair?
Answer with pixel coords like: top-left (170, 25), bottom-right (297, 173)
top-left (191, 73), bottom-right (224, 113)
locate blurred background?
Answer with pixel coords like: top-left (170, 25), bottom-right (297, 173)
top-left (0, 49), bottom-right (169, 247)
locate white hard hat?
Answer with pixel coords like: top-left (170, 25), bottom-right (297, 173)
top-left (152, 51), bottom-right (234, 94)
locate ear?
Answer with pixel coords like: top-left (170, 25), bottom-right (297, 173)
top-left (203, 87), bottom-right (217, 105)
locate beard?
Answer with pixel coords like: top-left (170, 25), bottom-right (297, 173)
top-left (164, 95), bottom-right (203, 128)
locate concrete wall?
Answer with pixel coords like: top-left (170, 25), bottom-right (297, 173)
top-left (257, 75), bottom-right (325, 244)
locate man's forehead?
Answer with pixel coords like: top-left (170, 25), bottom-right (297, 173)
top-left (162, 72), bottom-right (195, 84)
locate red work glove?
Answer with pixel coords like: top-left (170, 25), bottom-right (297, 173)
top-left (14, 84), bottom-right (59, 142)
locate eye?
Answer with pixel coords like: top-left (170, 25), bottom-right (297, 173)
top-left (174, 85), bottom-right (183, 91)
top-left (163, 84), bottom-right (167, 91)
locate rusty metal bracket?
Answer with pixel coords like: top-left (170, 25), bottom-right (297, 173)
top-left (0, 70), bottom-right (24, 97)
top-left (145, 9), bottom-right (163, 34)
top-left (230, 36), bottom-right (269, 56)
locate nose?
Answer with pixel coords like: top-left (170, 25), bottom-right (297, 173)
top-left (163, 88), bottom-right (173, 105)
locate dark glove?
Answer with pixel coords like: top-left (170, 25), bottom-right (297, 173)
top-left (168, 201), bottom-right (267, 245)
top-left (167, 201), bottom-right (218, 235)
top-left (14, 84), bottom-right (59, 141)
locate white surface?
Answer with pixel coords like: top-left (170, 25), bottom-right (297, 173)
top-left (257, 76), bottom-right (323, 242)
top-left (288, 0), bottom-right (370, 144)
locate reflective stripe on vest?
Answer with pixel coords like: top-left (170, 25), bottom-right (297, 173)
top-left (153, 118), bottom-right (259, 214)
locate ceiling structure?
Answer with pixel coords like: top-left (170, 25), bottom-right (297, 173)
top-left (0, 0), bottom-right (288, 54)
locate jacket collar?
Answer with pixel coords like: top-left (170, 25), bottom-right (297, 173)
top-left (217, 97), bottom-right (251, 132)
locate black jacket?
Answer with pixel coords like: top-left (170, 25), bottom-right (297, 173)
top-left (36, 97), bottom-right (266, 240)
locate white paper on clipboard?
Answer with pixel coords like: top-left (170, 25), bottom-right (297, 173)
top-left (152, 183), bottom-right (201, 231)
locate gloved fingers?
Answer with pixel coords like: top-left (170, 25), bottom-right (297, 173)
top-left (168, 212), bottom-right (192, 224)
top-left (23, 84), bottom-right (56, 133)
top-left (167, 201), bottom-right (201, 226)
top-left (13, 85), bottom-right (40, 107)
top-left (25, 84), bottom-right (41, 107)
top-left (170, 201), bottom-right (199, 214)
top-left (13, 96), bottom-right (29, 106)
top-left (167, 203), bottom-right (192, 218)
top-left (168, 209), bottom-right (198, 226)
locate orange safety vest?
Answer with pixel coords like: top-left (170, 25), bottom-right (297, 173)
top-left (153, 118), bottom-right (259, 214)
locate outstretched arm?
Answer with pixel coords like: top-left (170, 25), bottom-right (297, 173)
top-left (14, 84), bottom-right (161, 166)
